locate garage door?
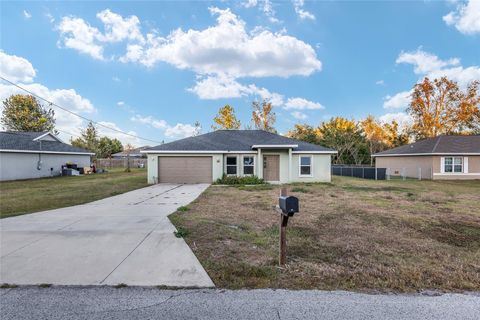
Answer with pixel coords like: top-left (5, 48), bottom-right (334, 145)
top-left (158, 156), bottom-right (212, 183)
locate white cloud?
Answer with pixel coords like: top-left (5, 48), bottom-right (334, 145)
top-left (165, 123), bottom-right (197, 138)
top-left (56, 9), bottom-right (144, 60)
top-left (97, 121), bottom-right (141, 146)
top-left (188, 75), bottom-right (285, 106)
top-left (242, 0), bottom-right (258, 8)
top-left (284, 97), bottom-right (324, 110)
top-left (23, 10), bottom-right (32, 19)
top-left (112, 76), bottom-right (120, 82)
top-left (117, 101), bottom-right (125, 106)
top-left (376, 80), bottom-right (385, 86)
top-left (120, 7), bottom-right (321, 78)
top-left (291, 111), bottom-right (307, 120)
top-left (57, 16), bottom-right (105, 60)
top-left (383, 90), bottom-right (411, 109)
top-left (293, 0), bottom-right (315, 20)
top-left (427, 65), bottom-right (480, 88)
top-left (379, 112), bottom-right (412, 129)
top-left (395, 48), bottom-right (480, 87)
top-left (0, 52), bottom-right (138, 146)
top-left (95, 9), bottom-right (144, 43)
top-left (0, 51), bottom-right (36, 83)
top-left (443, 0), bottom-right (480, 35)
top-left (131, 114), bottom-right (168, 129)
top-left (396, 48), bottom-right (460, 74)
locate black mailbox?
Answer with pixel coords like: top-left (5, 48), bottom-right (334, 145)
top-left (279, 196), bottom-right (299, 216)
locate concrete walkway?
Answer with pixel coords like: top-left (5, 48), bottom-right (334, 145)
top-left (0, 184), bottom-right (214, 287)
top-left (1, 287), bottom-right (479, 320)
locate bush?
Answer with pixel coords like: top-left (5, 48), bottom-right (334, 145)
top-left (215, 174), bottom-right (266, 185)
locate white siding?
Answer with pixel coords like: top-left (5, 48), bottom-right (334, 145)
top-left (290, 154), bottom-right (332, 182)
top-left (0, 152), bottom-right (91, 181)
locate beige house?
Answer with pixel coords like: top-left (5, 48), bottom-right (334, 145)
top-left (372, 135), bottom-right (480, 180)
top-left (142, 130), bottom-right (337, 184)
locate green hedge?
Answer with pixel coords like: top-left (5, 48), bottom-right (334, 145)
top-left (215, 174), bottom-right (266, 185)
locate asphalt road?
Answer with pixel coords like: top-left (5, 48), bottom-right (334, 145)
top-left (1, 287), bottom-right (479, 320)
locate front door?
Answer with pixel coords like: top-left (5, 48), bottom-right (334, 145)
top-left (263, 155), bottom-right (280, 181)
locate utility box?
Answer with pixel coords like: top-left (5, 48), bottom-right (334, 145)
top-left (279, 196), bottom-right (299, 216)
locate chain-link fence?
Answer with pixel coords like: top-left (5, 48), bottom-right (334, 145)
top-left (386, 167), bottom-right (433, 180)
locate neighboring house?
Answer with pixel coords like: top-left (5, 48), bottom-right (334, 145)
top-left (111, 146), bottom-right (149, 159)
top-left (372, 135), bottom-right (480, 180)
top-left (0, 131), bottom-right (94, 181)
top-left (142, 130), bottom-right (337, 184)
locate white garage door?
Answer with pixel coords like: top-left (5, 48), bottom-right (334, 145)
top-left (158, 156), bottom-right (212, 183)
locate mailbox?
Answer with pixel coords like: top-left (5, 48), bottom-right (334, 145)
top-left (279, 196), bottom-right (299, 216)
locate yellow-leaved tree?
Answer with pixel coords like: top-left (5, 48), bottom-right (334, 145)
top-left (409, 77), bottom-right (480, 139)
top-left (212, 105), bottom-right (241, 130)
top-left (251, 100), bottom-right (276, 132)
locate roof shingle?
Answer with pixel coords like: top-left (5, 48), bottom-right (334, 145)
top-left (145, 130), bottom-right (336, 152)
top-left (0, 131), bottom-right (93, 154)
top-left (373, 135), bottom-right (480, 156)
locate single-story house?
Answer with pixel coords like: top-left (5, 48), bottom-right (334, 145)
top-left (372, 135), bottom-right (480, 180)
top-left (142, 130), bottom-right (337, 184)
top-left (0, 131), bottom-right (94, 181)
top-left (111, 146), bottom-right (149, 159)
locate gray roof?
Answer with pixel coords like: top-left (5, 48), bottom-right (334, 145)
top-left (145, 130), bottom-right (336, 152)
top-left (373, 135), bottom-right (480, 156)
top-left (0, 131), bottom-right (93, 154)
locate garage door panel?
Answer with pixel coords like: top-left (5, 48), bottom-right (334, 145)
top-left (159, 157), bottom-right (212, 183)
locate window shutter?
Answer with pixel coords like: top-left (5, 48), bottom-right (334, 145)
top-left (440, 157), bottom-right (445, 174)
top-left (464, 157), bottom-right (468, 173)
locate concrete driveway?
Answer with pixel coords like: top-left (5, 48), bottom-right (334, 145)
top-left (0, 184), bottom-right (214, 287)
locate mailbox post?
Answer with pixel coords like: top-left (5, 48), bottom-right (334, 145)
top-left (277, 187), bottom-right (299, 266)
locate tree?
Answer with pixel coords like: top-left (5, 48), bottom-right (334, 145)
top-left (1, 94), bottom-right (56, 132)
top-left (252, 100), bottom-right (276, 132)
top-left (97, 137), bottom-right (123, 158)
top-left (408, 77), bottom-right (480, 139)
top-left (193, 121), bottom-right (202, 136)
top-left (286, 124), bottom-right (319, 144)
top-left (212, 105), bottom-right (241, 130)
top-left (124, 143), bottom-right (135, 172)
top-left (71, 122), bottom-right (99, 153)
top-left (317, 117), bottom-right (369, 165)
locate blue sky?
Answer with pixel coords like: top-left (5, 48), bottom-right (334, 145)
top-left (1, 0), bottom-right (479, 145)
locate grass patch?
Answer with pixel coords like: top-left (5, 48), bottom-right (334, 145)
top-left (38, 283), bottom-right (52, 288)
top-left (174, 227), bottom-right (189, 238)
top-left (115, 283), bottom-right (128, 288)
top-left (177, 206), bottom-right (190, 212)
top-left (0, 283), bottom-right (18, 289)
top-left (290, 187), bottom-right (310, 193)
top-left (170, 176), bottom-right (480, 292)
top-left (0, 168), bottom-right (147, 218)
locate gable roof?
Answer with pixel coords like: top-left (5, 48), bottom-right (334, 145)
top-left (144, 130), bottom-right (336, 153)
top-left (0, 131), bottom-right (94, 155)
top-left (373, 135), bottom-right (480, 157)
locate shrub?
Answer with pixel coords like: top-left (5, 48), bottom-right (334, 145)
top-left (174, 227), bottom-right (189, 238)
top-left (215, 174), bottom-right (266, 185)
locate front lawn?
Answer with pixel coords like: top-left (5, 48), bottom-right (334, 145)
top-left (170, 176), bottom-right (480, 292)
top-left (0, 168), bottom-right (147, 218)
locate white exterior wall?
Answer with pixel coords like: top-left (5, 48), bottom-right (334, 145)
top-left (147, 153), bottom-right (223, 184)
top-left (0, 152), bottom-right (91, 181)
top-left (146, 151), bottom-right (333, 184)
top-left (291, 154), bottom-right (332, 182)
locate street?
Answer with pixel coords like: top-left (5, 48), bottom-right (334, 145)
top-left (1, 287), bottom-right (479, 320)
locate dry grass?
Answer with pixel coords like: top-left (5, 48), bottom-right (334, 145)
top-left (170, 177), bottom-right (480, 292)
top-left (0, 168), bottom-right (147, 218)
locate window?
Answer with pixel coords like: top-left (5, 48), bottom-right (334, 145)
top-left (299, 156), bottom-right (312, 176)
top-left (444, 157), bottom-right (463, 173)
top-left (226, 156), bottom-right (237, 175)
top-left (243, 156), bottom-right (254, 175)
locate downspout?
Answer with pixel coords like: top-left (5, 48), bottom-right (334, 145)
top-left (37, 140), bottom-right (42, 170)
